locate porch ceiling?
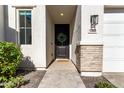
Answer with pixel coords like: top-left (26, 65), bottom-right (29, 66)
top-left (46, 5), bottom-right (77, 24)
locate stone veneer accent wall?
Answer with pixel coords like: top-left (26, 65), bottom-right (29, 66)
top-left (77, 45), bottom-right (103, 72)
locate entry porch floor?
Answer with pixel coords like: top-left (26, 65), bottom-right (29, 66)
top-left (38, 59), bottom-right (85, 88)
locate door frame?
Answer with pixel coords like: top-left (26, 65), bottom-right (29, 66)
top-left (54, 24), bottom-right (70, 59)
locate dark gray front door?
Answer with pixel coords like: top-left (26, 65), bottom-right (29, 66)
top-left (55, 24), bottom-right (69, 58)
top-left (56, 46), bottom-right (69, 58)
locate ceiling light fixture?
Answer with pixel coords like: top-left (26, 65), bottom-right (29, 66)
top-left (60, 13), bottom-right (64, 16)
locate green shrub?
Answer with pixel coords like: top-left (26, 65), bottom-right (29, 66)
top-left (0, 42), bottom-right (23, 80)
top-left (0, 76), bottom-right (8, 82)
top-left (95, 81), bottom-right (116, 88)
top-left (4, 76), bottom-right (29, 88)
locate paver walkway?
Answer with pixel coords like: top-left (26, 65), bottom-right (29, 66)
top-left (38, 59), bottom-right (85, 88)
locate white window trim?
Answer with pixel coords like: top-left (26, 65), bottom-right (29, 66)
top-left (16, 8), bottom-right (32, 45)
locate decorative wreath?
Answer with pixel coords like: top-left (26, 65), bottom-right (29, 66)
top-left (57, 33), bottom-right (67, 43)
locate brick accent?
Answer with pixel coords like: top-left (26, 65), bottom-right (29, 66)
top-left (77, 45), bottom-right (103, 72)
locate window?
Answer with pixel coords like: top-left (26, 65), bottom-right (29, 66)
top-left (19, 10), bottom-right (32, 44)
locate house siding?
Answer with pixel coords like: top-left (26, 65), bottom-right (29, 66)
top-left (81, 5), bottom-right (103, 44)
top-left (79, 6), bottom-right (103, 74)
top-left (71, 6), bottom-right (81, 71)
top-left (4, 5), bottom-right (47, 70)
top-left (80, 45), bottom-right (103, 72)
top-left (21, 5), bottom-right (46, 69)
top-left (1, 5), bottom-right (124, 74)
top-left (46, 7), bottom-right (55, 67)
top-left (0, 6), bottom-right (5, 41)
top-left (4, 5), bottom-right (17, 42)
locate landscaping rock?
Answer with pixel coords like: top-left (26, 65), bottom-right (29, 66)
top-left (81, 76), bottom-right (115, 88)
top-left (20, 70), bottom-right (46, 88)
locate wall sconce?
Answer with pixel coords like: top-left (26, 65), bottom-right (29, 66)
top-left (90, 15), bottom-right (99, 33)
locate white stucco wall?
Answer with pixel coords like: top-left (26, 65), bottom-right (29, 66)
top-left (0, 6), bottom-right (4, 41)
top-left (4, 5), bottom-right (17, 42)
top-left (81, 5), bottom-right (104, 44)
top-left (71, 6), bottom-right (81, 65)
top-left (70, 14), bottom-right (75, 59)
top-left (46, 8), bottom-right (55, 67)
top-left (71, 5), bottom-right (104, 65)
top-left (5, 5), bottom-right (46, 69)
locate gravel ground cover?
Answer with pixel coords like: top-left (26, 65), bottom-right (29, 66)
top-left (16, 70), bottom-right (46, 88)
top-left (81, 76), bottom-right (116, 88)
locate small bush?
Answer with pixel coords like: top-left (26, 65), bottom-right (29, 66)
top-left (95, 81), bottom-right (116, 88)
top-left (4, 76), bottom-right (29, 88)
top-left (0, 42), bottom-right (28, 88)
top-left (0, 76), bottom-right (8, 82)
top-left (0, 42), bottom-right (23, 80)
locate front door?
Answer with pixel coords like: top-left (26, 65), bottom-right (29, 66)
top-left (55, 24), bottom-right (69, 58)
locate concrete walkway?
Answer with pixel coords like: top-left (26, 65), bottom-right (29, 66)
top-left (103, 72), bottom-right (124, 88)
top-left (38, 59), bottom-right (85, 88)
